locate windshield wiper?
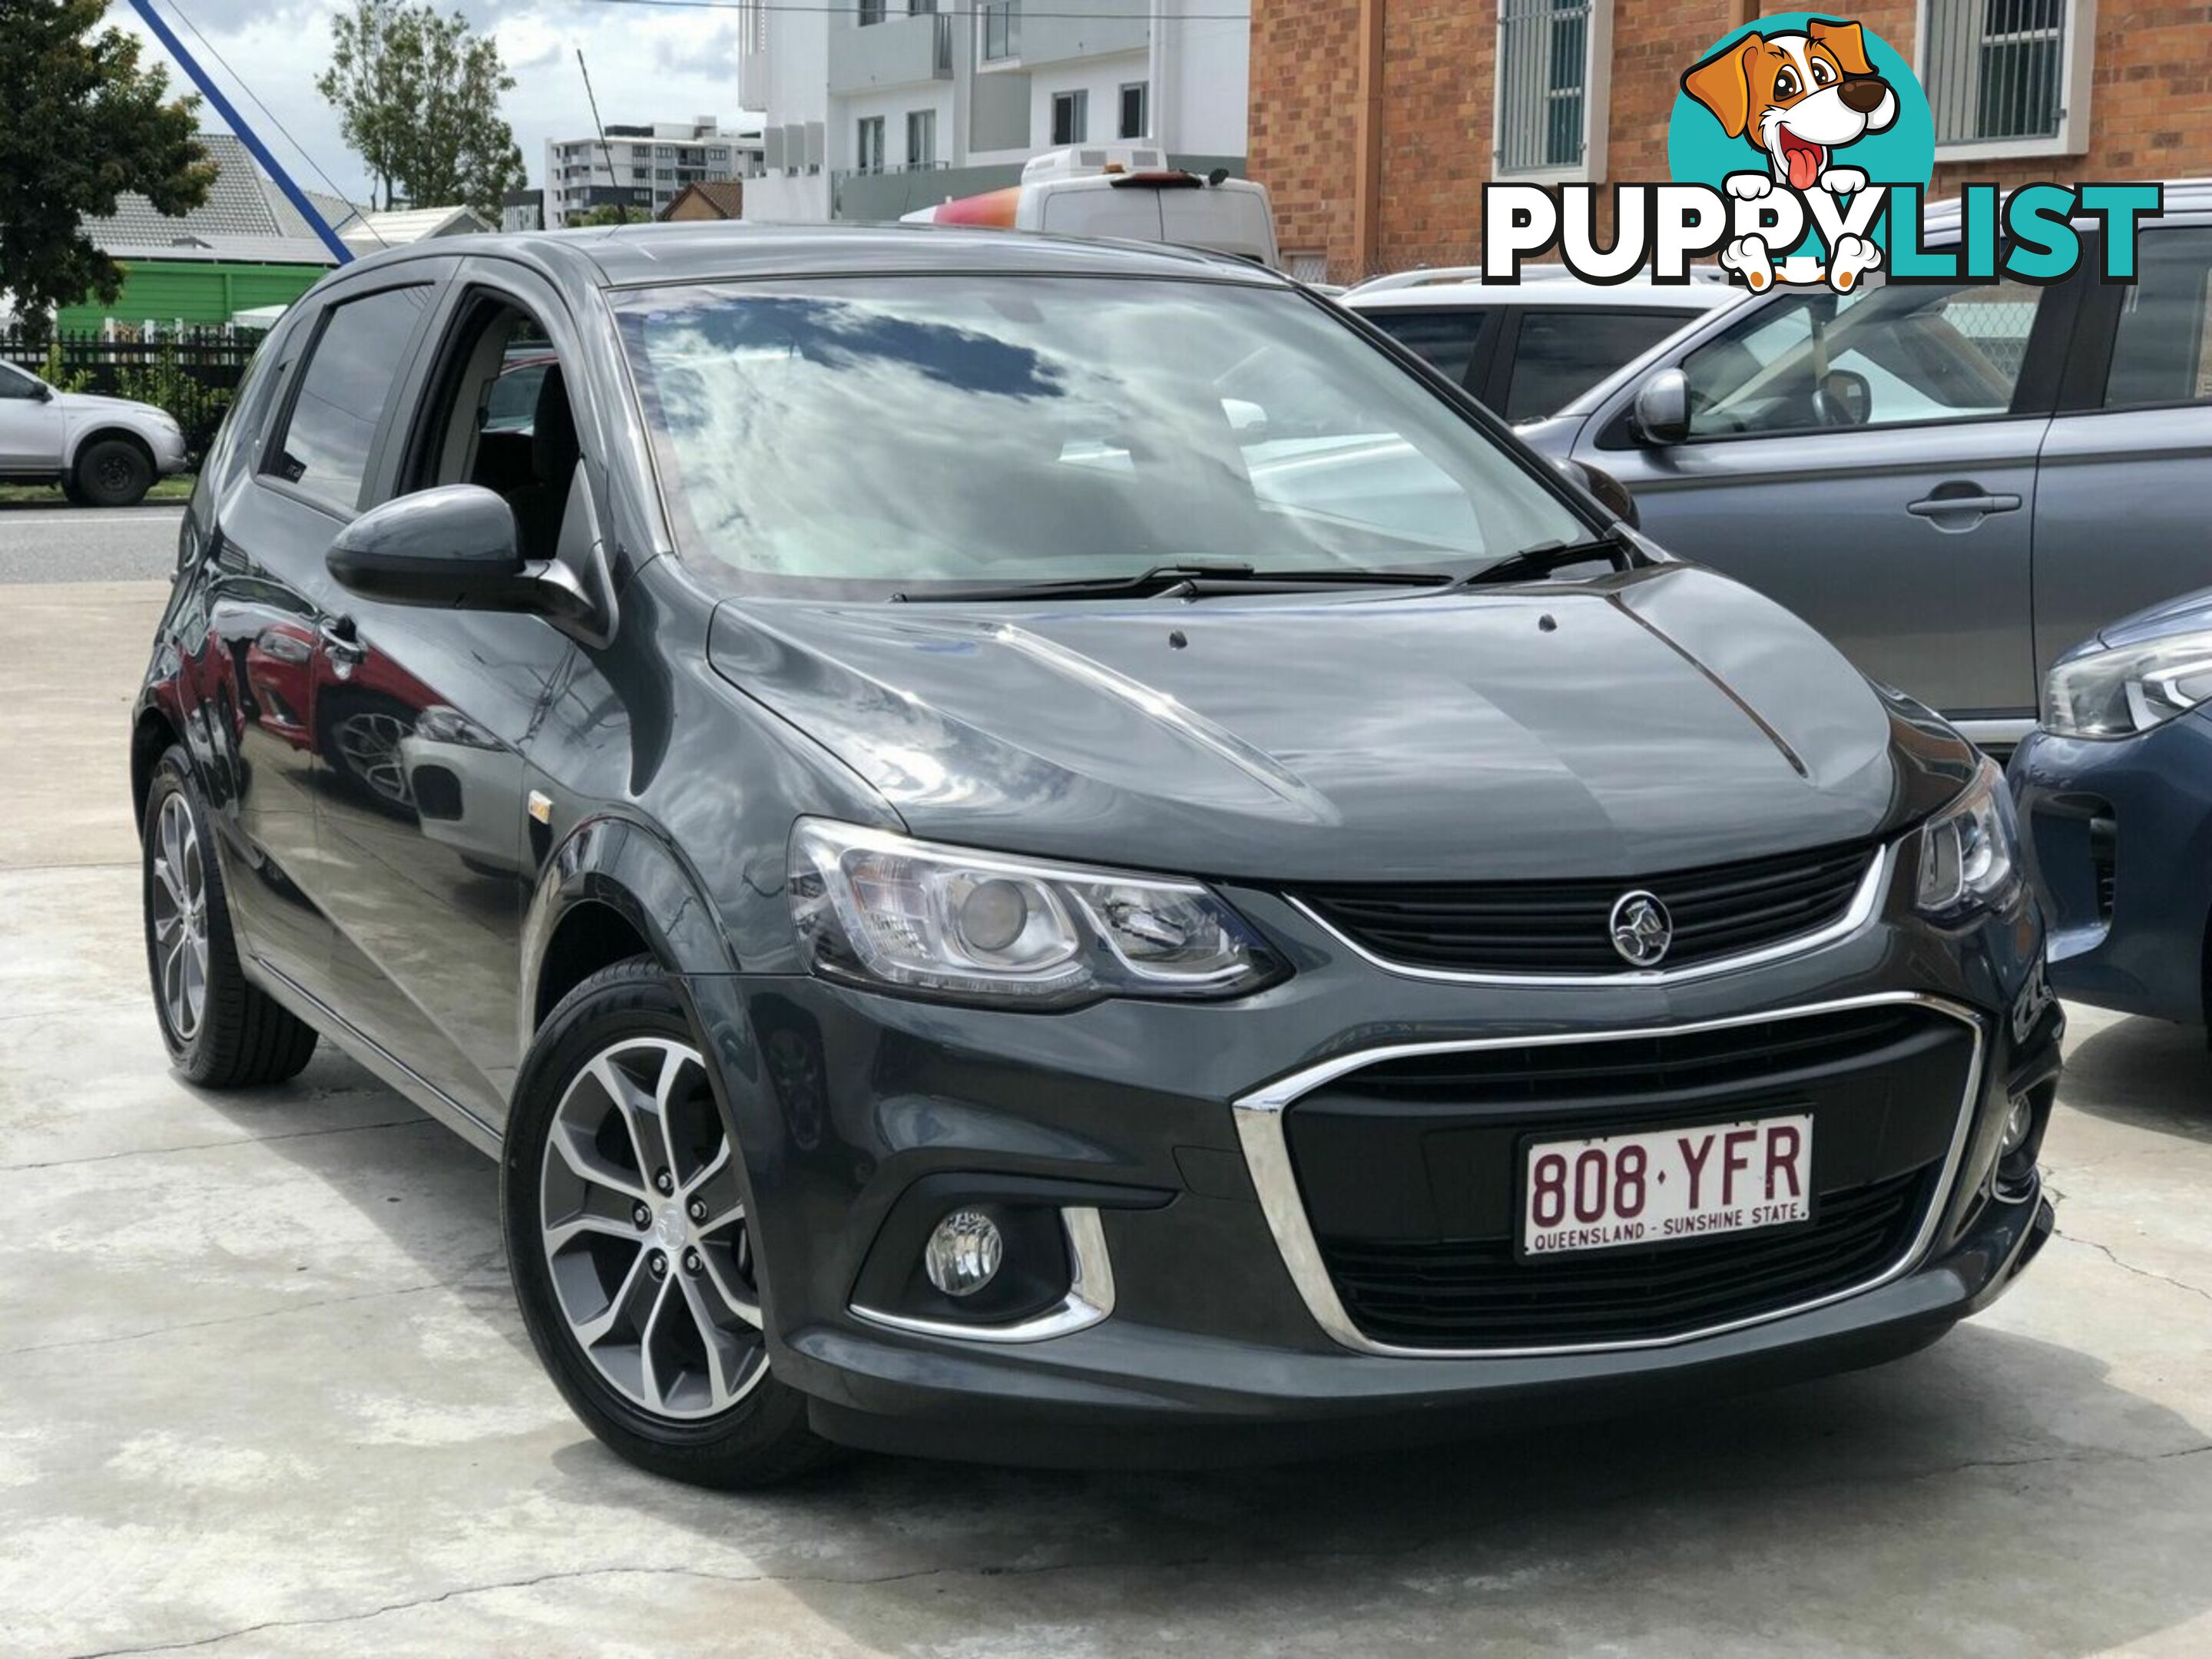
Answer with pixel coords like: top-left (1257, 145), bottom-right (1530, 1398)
top-left (1449, 533), bottom-right (1641, 590)
top-left (892, 563), bottom-right (1455, 603)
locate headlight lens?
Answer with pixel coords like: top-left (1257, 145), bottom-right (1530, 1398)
top-left (412, 704), bottom-right (499, 748)
top-left (788, 819), bottom-right (1283, 1005)
top-left (1914, 760), bottom-right (2022, 922)
top-left (2041, 630), bottom-right (2212, 739)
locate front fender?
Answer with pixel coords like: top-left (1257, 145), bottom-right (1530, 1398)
top-left (520, 811), bottom-right (742, 1048)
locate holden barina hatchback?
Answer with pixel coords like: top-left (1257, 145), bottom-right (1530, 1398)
top-left (134, 226), bottom-right (2061, 1488)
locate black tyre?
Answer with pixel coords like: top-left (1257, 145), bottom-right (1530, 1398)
top-left (60, 473), bottom-right (91, 506)
top-left (141, 747), bottom-right (320, 1087)
top-left (74, 438), bottom-right (154, 507)
top-left (502, 957), bottom-right (828, 1489)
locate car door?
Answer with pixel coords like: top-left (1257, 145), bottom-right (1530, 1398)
top-left (2032, 219), bottom-right (2212, 677)
top-left (190, 277), bottom-right (445, 992)
top-left (1576, 272), bottom-right (2071, 731)
top-left (307, 264), bottom-right (589, 1132)
top-left (0, 363), bottom-right (62, 468)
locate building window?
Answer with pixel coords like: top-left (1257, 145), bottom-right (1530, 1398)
top-left (859, 0), bottom-right (885, 22)
top-left (1118, 81), bottom-right (1148, 140)
top-left (1923, 0), bottom-right (2078, 151)
top-left (909, 0), bottom-right (937, 11)
top-left (1495, 0), bottom-right (1598, 175)
top-left (1051, 88), bottom-right (1088, 145)
top-left (856, 115), bottom-right (886, 174)
top-left (982, 0), bottom-right (1019, 61)
top-left (906, 109), bottom-right (937, 167)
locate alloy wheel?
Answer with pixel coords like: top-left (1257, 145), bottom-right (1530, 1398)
top-left (539, 1037), bottom-right (768, 1420)
top-left (149, 792), bottom-right (210, 1043)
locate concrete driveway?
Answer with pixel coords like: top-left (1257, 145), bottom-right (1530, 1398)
top-left (2, 567), bottom-right (2208, 1657)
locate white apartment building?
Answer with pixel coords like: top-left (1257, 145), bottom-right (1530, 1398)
top-left (737, 0), bottom-right (1249, 224)
top-left (541, 117), bottom-right (767, 227)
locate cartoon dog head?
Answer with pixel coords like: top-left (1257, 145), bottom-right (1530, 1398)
top-left (1682, 19), bottom-right (1899, 192)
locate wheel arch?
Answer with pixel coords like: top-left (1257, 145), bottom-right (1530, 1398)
top-left (131, 700), bottom-right (186, 839)
top-left (67, 423), bottom-right (157, 477)
top-left (522, 813), bottom-right (741, 1041)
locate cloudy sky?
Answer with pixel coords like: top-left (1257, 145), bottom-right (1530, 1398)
top-left (104, 0), bottom-right (753, 206)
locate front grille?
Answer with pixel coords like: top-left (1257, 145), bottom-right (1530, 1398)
top-left (1278, 1005), bottom-right (1976, 1350)
top-left (1321, 1169), bottom-right (1930, 1348)
top-left (1296, 841), bottom-right (1873, 975)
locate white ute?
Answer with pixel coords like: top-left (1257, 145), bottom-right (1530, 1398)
top-left (902, 144), bottom-right (1280, 268)
top-left (0, 359), bottom-right (190, 506)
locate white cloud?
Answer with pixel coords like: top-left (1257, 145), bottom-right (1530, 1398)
top-left (104, 0), bottom-right (747, 207)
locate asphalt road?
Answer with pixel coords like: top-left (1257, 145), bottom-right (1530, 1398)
top-left (5, 580), bottom-right (2210, 1657)
top-left (0, 503), bottom-right (184, 584)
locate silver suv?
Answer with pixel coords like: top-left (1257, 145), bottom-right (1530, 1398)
top-left (1522, 184), bottom-right (2212, 752)
top-left (0, 360), bottom-right (190, 506)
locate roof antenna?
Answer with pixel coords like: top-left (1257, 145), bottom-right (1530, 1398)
top-left (577, 49), bottom-right (625, 226)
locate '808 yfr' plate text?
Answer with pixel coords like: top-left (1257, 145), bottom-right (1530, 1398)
top-left (1522, 1113), bottom-right (1813, 1257)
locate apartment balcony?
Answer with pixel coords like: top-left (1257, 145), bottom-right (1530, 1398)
top-left (979, 0), bottom-right (1148, 71)
top-left (827, 9), bottom-right (953, 95)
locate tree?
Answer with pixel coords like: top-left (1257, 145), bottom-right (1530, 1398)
top-left (0, 0), bottom-right (212, 336)
top-left (317, 0), bottom-right (525, 220)
top-left (571, 204), bottom-right (638, 227)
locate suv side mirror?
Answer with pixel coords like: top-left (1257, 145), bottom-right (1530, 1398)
top-left (326, 484), bottom-right (603, 632)
top-left (32, 381), bottom-right (53, 402)
top-left (1551, 457), bottom-right (1640, 529)
top-left (1631, 368), bottom-right (1690, 447)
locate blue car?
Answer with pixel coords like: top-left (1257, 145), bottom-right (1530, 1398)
top-left (2010, 588), bottom-right (2212, 1025)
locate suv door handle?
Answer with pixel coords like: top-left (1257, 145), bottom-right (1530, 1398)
top-left (1906, 489), bottom-right (2022, 519)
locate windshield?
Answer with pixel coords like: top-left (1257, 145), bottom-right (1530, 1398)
top-left (614, 275), bottom-right (1591, 598)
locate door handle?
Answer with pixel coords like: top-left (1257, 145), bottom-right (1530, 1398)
top-left (1906, 489), bottom-right (2022, 519)
top-left (319, 615), bottom-right (365, 665)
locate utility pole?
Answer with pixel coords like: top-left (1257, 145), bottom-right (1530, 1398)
top-left (1352, 0), bottom-right (1384, 280)
top-left (123, 0), bottom-right (353, 264)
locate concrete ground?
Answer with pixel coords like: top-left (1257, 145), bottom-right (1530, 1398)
top-left (2, 550), bottom-right (2208, 1656)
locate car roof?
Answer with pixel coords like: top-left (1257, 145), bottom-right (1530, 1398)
top-left (334, 220), bottom-right (1292, 291)
top-left (1345, 280), bottom-right (1737, 312)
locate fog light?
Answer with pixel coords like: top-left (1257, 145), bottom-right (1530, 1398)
top-left (2001, 1094), bottom-right (2035, 1158)
top-left (923, 1208), bottom-right (1003, 1297)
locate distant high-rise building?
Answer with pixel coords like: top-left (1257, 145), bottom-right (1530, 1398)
top-left (541, 116), bottom-right (767, 228)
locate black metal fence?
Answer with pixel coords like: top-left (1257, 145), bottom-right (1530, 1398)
top-left (0, 326), bottom-right (262, 455)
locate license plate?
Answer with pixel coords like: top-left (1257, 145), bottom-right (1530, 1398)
top-left (1522, 1113), bottom-right (1813, 1257)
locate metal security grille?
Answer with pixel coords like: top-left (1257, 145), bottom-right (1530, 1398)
top-left (1497, 0), bottom-right (1591, 173)
top-left (1926, 0), bottom-right (2067, 145)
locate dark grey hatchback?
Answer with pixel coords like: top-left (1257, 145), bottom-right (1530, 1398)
top-left (133, 224), bottom-right (2061, 1486)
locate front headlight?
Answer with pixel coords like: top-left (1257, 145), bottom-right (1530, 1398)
top-left (2041, 629), bottom-right (2212, 739)
top-left (1914, 760), bottom-right (2022, 923)
top-left (789, 819), bottom-right (1283, 1006)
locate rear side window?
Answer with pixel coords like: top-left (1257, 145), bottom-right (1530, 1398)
top-left (2104, 228), bottom-right (2212, 409)
top-left (267, 284), bottom-right (432, 513)
top-left (1503, 310), bottom-right (1692, 420)
top-left (1361, 308), bottom-right (1492, 388)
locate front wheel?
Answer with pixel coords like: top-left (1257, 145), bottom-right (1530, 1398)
top-left (502, 958), bottom-right (828, 1488)
top-left (74, 438), bottom-right (153, 507)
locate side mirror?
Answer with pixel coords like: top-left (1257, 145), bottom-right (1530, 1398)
top-left (326, 483), bottom-right (602, 631)
top-left (34, 381), bottom-right (54, 402)
top-left (1550, 455), bottom-right (1641, 530)
top-left (1630, 367), bottom-right (1690, 447)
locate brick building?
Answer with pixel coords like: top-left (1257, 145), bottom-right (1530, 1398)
top-left (1250, 0), bottom-right (2212, 283)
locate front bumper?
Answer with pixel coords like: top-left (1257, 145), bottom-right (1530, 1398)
top-left (680, 874), bottom-right (2061, 1467)
top-left (2010, 711), bottom-right (2212, 1023)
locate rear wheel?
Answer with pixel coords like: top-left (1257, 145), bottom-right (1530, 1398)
top-left (141, 747), bottom-right (320, 1087)
top-left (75, 438), bottom-right (153, 507)
top-left (502, 958), bottom-right (828, 1488)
